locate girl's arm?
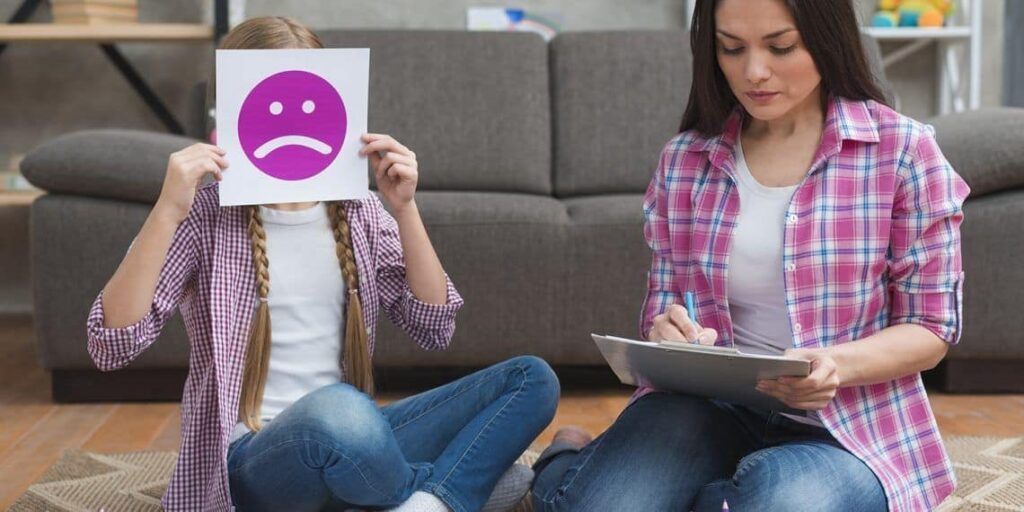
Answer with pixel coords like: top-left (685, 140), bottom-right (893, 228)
top-left (391, 201), bottom-right (447, 304)
top-left (360, 133), bottom-right (448, 304)
top-left (88, 143), bottom-right (227, 370)
top-left (359, 134), bottom-right (462, 350)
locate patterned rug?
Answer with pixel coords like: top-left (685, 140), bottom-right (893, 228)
top-left (10, 437), bottom-right (1023, 511)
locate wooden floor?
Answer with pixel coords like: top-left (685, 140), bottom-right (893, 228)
top-left (3, 314), bottom-right (1024, 508)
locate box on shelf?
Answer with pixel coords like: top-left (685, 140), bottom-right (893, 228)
top-left (50, 0), bottom-right (138, 25)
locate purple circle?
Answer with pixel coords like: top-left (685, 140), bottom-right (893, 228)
top-left (238, 70), bottom-right (347, 181)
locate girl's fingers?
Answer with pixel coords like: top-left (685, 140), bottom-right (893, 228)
top-left (378, 153), bottom-right (415, 172)
top-left (360, 135), bottom-right (411, 157)
top-left (197, 143), bottom-right (226, 155)
top-left (386, 163), bottom-right (416, 179)
top-left (378, 153), bottom-right (416, 178)
top-left (206, 152), bottom-right (229, 169)
top-left (368, 149), bottom-right (383, 171)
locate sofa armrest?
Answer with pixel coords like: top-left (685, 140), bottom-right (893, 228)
top-left (20, 129), bottom-right (199, 203)
top-left (927, 107), bottom-right (1024, 198)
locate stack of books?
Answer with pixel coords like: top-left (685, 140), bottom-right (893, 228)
top-left (51, 0), bottom-right (139, 25)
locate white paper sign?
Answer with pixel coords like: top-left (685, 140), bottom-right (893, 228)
top-left (215, 48), bottom-right (370, 206)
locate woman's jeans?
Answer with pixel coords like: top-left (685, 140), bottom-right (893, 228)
top-left (227, 356), bottom-right (559, 512)
top-left (532, 392), bottom-right (887, 512)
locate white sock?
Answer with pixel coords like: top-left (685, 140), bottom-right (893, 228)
top-left (387, 490), bottom-right (451, 512)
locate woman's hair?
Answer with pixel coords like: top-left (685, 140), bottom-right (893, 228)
top-left (679, 0), bottom-right (889, 135)
top-left (219, 17), bottom-right (375, 433)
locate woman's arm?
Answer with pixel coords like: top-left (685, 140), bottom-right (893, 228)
top-left (756, 326), bottom-right (947, 411)
top-left (825, 324), bottom-right (948, 386)
top-left (758, 125), bottom-right (970, 411)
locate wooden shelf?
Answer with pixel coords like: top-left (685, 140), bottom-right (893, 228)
top-left (0, 23), bottom-right (213, 43)
top-left (0, 190), bottom-right (43, 206)
top-left (862, 26), bottom-right (972, 40)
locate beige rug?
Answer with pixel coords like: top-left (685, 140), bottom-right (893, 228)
top-left (10, 437), bottom-right (1023, 511)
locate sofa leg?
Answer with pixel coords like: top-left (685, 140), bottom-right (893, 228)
top-left (924, 359), bottom-right (1024, 393)
top-left (52, 368), bottom-right (187, 403)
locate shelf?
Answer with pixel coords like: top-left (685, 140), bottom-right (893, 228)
top-left (861, 26), bottom-right (972, 40)
top-left (0, 23), bottom-right (213, 43)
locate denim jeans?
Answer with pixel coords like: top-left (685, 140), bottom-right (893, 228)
top-left (531, 392), bottom-right (886, 512)
top-left (227, 356), bottom-right (559, 512)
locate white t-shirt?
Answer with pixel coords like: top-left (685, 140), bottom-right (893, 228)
top-left (230, 202), bottom-right (346, 443)
top-left (729, 136), bottom-right (822, 427)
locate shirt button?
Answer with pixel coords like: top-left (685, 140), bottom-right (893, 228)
top-left (786, 263), bottom-right (797, 272)
top-left (793, 323), bottom-right (803, 333)
top-left (787, 213), bottom-right (799, 224)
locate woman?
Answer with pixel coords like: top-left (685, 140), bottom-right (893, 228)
top-left (87, 17), bottom-right (559, 512)
top-left (530, 1), bottom-right (968, 511)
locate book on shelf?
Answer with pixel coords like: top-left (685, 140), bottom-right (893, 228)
top-left (51, 0), bottom-right (138, 24)
top-left (50, 0), bottom-right (138, 6)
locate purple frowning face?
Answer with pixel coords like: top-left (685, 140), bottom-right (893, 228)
top-left (238, 70), bottom-right (347, 181)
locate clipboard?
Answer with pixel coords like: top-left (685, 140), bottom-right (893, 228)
top-left (592, 334), bottom-right (811, 413)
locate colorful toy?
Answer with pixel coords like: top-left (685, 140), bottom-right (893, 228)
top-left (871, 11), bottom-right (900, 27)
top-left (871, 0), bottom-right (955, 28)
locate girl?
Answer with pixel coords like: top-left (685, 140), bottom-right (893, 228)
top-left (531, 1), bottom-right (968, 511)
top-left (87, 17), bottom-right (559, 512)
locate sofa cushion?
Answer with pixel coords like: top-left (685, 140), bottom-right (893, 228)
top-left (551, 31), bottom-right (691, 198)
top-left (20, 129), bottom-right (194, 204)
top-left (319, 30), bottom-right (552, 194)
top-left (927, 108), bottom-right (1024, 198)
top-left (372, 191), bottom-right (647, 366)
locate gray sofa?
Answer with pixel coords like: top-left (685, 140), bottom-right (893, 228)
top-left (20, 30), bottom-right (1024, 401)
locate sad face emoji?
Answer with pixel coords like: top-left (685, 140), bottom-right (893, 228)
top-left (238, 70), bottom-right (347, 181)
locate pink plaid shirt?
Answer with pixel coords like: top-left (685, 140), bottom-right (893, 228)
top-left (639, 97), bottom-right (969, 511)
top-left (86, 185), bottom-right (463, 511)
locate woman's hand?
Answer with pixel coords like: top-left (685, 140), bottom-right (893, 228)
top-left (154, 143), bottom-right (228, 225)
top-left (361, 133), bottom-right (418, 214)
top-left (756, 347), bottom-right (840, 411)
top-left (648, 304), bottom-right (718, 345)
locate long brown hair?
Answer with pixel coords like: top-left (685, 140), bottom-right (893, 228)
top-left (679, 0), bottom-right (889, 135)
top-left (220, 17), bottom-right (375, 433)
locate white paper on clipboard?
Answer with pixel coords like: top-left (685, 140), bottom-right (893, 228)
top-left (592, 334), bottom-right (811, 413)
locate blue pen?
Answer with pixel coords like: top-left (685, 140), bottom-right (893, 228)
top-left (684, 291), bottom-right (697, 324)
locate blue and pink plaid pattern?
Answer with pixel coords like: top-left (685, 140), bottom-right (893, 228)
top-left (638, 97), bottom-right (969, 511)
top-left (86, 185), bottom-right (463, 511)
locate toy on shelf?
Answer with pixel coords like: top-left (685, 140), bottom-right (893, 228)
top-left (870, 0), bottom-right (955, 28)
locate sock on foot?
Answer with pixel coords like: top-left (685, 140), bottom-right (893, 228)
top-left (387, 490), bottom-right (451, 512)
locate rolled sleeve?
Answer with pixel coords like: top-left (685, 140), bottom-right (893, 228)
top-left (887, 125), bottom-right (971, 345)
top-left (374, 199), bottom-right (463, 351)
top-left (399, 274), bottom-right (464, 350)
top-left (86, 291), bottom-right (158, 371)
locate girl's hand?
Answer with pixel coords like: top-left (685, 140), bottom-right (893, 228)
top-left (360, 133), bottom-right (418, 213)
top-left (154, 143), bottom-right (228, 225)
top-left (756, 347), bottom-right (840, 411)
top-left (648, 304), bottom-right (718, 346)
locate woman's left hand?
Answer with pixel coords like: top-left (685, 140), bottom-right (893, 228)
top-left (756, 347), bottom-right (840, 411)
top-left (360, 133), bottom-right (418, 213)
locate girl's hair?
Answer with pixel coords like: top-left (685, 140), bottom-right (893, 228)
top-left (219, 17), bottom-right (374, 433)
top-left (679, 0), bottom-right (889, 135)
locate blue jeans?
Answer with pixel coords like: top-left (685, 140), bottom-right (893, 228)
top-left (227, 356), bottom-right (559, 512)
top-left (531, 392), bottom-right (886, 512)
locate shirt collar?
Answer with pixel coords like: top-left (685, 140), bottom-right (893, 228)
top-left (693, 95), bottom-right (880, 176)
